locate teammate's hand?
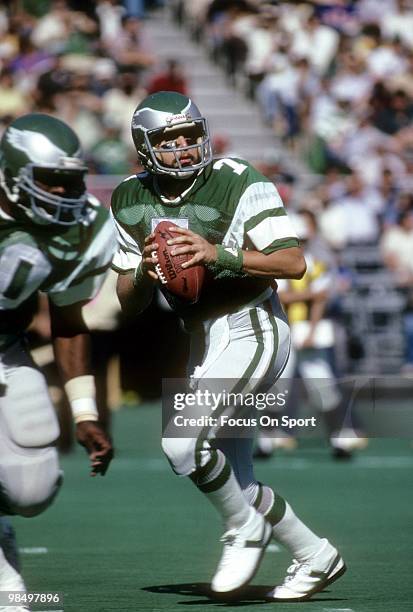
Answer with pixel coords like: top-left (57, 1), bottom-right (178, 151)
top-left (167, 226), bottom-right (217, 268)
top-left (76, 421), bottom-right (114, 477)
top-left (142, 233), bottom-right (159, 280)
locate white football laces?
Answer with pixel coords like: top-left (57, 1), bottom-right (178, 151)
top-left (152, 250), bottom-right (168, 284)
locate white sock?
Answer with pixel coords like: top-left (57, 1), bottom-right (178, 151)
top-left (205, 469), bottom-right (253, 530)
top-left (272, 502), bottom-right (322, 561)
top-left (192, 450), bottom-right (252, 530)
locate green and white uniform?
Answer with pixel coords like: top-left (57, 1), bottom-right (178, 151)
top-left (113, 93), bottom-right (330, 588)
top-left (111, 158), bottom-right (298, 482)
top-left (112, 158), bottom-right (298, 325)
top-left (0, 199), bottom-right (116, 516)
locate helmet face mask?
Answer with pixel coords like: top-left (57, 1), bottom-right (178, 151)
top-left (15, 162), bottom-right (89, 226)
top-left (0, 113), bottom-right (90, 227)
top-left (131, 92), bottom-right (212, 179)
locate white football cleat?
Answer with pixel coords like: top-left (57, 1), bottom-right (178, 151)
top-left (268, 538), bottom-right (346, 602)
top-left (211, 508), bottom-right (271, 593)
top-left (330, 428), bottom-right (369, 452)
top-left (0, 548), bottom-right (30, 611)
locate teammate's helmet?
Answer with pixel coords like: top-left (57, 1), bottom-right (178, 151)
top-left (131, 91), bottom-right (212, 179)
top-left (0, 113), bottom-right (89, 226)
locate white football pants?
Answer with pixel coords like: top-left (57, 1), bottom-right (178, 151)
top-left (0, 338), bottom-right (62, 518)
top-left (162, 290), bottom-right (290, 492)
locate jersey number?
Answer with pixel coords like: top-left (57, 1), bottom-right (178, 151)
top-left (213, 158), bottom-right (248, 175)
top-left (3, 260), bottom-right (34, 300)
top-left (0, 244), bottom-right (51, 307)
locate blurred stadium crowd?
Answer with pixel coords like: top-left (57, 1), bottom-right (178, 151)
top-left (176, 0), bottom-right (413, 375)
top-left (1, 0), bottom-right (413, 378)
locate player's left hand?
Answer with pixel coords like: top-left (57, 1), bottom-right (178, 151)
top-left (142, 233), bottom-right (160, 281)
top-left (166, 226), bottom-right (217, 268)
top-left (76, 421), bottom-right (114, 477)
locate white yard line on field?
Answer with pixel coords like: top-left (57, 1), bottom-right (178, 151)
top-left (19, 547), bottom-right (48, 554)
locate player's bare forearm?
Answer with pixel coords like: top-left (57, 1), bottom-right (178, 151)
top-left (50, 301), bottom-right (91, 382)
top-left (50, 301), bottom-right (114, 475)
top-left (242, 247), bottom-right (306, 280)
top-left (116, 271), bottom-right (154, 318)
top-left (53, 333), bottom-right (91, 383)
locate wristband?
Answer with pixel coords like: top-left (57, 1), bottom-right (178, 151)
top-left (64, 375), bottom-right (98, 424)
top-left (70, 398), bottom-right (99, 424)
top-left (214, 244), bottom-right (244, 273)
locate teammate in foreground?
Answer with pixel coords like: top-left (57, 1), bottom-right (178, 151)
top-left (0, 114), bottom-right (116, 609)
top-left (111, 92), bottom-right (346, 601)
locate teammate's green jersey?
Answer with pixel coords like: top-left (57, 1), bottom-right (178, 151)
top-left (0, 197), bottom-right (117, 339)
top-left (110, 158), bottom-right (299, 323)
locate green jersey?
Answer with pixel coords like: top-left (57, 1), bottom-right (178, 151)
top-left (0, 197), bottom-right (117, 339)
top-left (110, 158), bottom-right (299, 323)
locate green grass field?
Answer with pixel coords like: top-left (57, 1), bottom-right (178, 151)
top-left (13, 404), bottom-right (413, 612)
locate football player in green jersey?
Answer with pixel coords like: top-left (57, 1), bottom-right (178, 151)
top-left (111, 92), bottom-right (346, 602)
top-left (0, 113), bottom-right (117, 607)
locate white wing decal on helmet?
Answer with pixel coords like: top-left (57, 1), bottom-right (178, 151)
top-left (7, 127), bottom-right (68, 164)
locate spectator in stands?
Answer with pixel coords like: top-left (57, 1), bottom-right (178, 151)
top-left (90, 122), bottom-right (132, 175)
top-left (379, 168), bottom-right (403, 226)
top-left (254, 149), bottom-right (295, 203)
top-left (288, 11), bottom-right (339, 76)
top-left (54, 70), bottom-right (103, 150)
top-left (256, 211), bottom-right (367, 459)
top-left (147, 59), bottom-right (188, 95)
top-left (206, 3), bottom-right (252, 85)
top-left (8, 34), bottom-right (54, 94)
top-left (102, 69), bottom-right (147, 148)
top-left (381, 206), bottom-right (413, 285)
top-left (381, 206), bottom-right (413, 373)
top-left (257, 55), bottom-right (319, 142)
top-left (373, 88), bottom-right (413, 135)
top-left (0, 68), bottom-right (28, 118)
top-left (31, 0), bottom-right (98, 54)
top-left (366, 36), bottom-right (408, 81)
top-left (329, 52), bottom-right (372, 108)
top-left (110, 14), bottom-right (155, 69)
top-left (380, 0), bottom-right (413, 50)
top-left (96, 0), bottom-right (126, 49)
top-left (242, 8), bottom-right (278, 98)
top-left (91, 58), bottom-right (117, 97)
top-left (319, 172), bottom-right (380, 249)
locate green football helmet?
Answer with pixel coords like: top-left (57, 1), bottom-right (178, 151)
top-left (131, 91), bottom-right (212, 179)
top-left (0, 113), bottom-right (90, 226)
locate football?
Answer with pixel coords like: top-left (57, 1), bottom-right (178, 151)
top-left (153, 221), bottom-right (205, 303)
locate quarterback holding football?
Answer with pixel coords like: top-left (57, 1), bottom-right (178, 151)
top-left (111, 92), bottom-right (346, 601)
top-left (0, 114), bottom-right (116, 609)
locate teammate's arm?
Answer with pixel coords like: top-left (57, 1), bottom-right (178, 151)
top-left (49, 300), bottom-right (113, 477)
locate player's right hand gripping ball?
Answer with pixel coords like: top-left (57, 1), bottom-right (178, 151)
top-left (153, 221), bottom-right (205, 303)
